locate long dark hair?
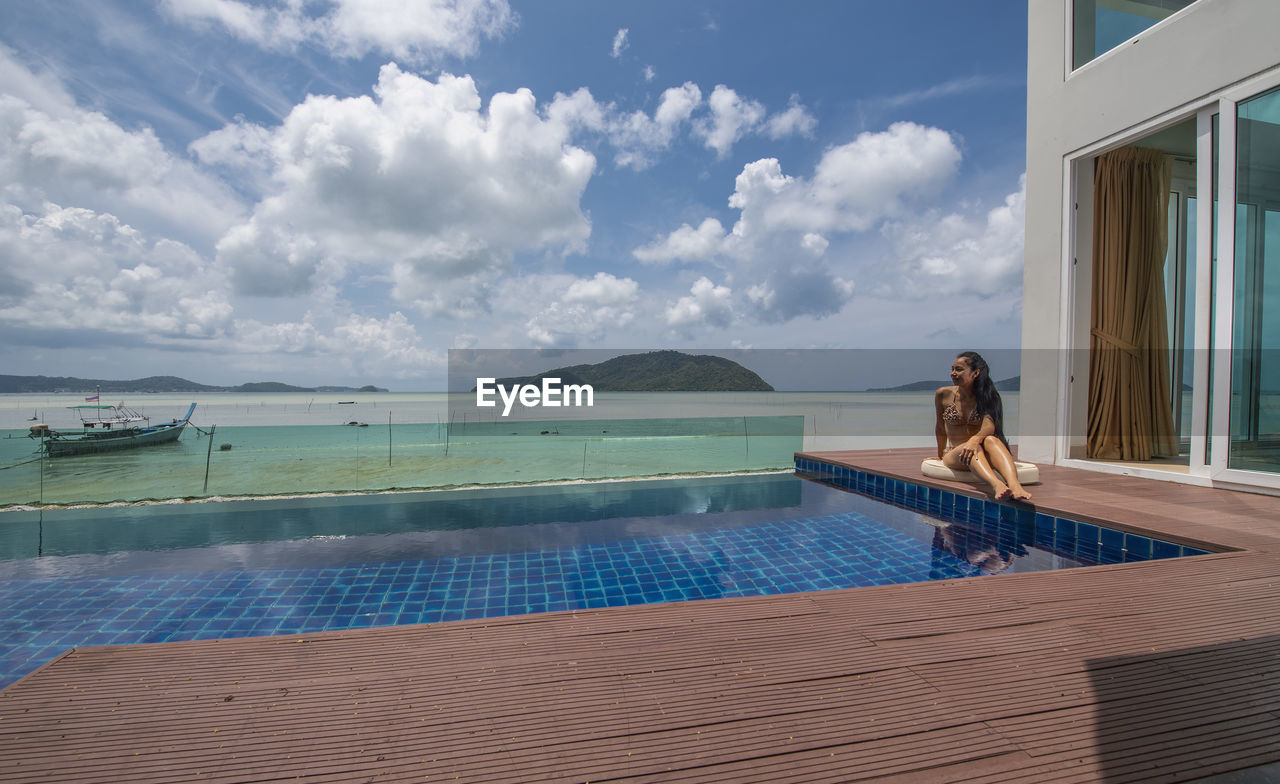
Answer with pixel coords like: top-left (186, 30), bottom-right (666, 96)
top-left (958, 351), bottom-right (1007, 445)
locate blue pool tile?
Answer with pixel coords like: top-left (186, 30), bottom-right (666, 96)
top-left (1074, 541), bottom-right (1101, 563)
top-left (1124, 534), bottom-right (1153, 559)
top-left (1097, 545), bottom-right (1127, 564)
top-left (1076, 522), bottom-right (1100, 546)
top-left (1152, 540), bottom-right (1180, 560)
top-left (1056, 518), bottom-right (1077, 540)
top-left (1099, 527), bottom-right (1125, 551)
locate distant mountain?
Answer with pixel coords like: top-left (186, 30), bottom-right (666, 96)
top-left (483, 350), bottom-right (774, 392)
top-left (232, 382), bottom-right (311, 393)
top-left (867, 376), bottom-right (1021, 393)
top-left (0, 374), bottom-right (387, 394)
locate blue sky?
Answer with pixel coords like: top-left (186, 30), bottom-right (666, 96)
top-left (0, 1), bottom-right (1028, 389)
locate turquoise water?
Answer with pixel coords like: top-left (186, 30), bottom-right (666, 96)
top-left (0, 416), bottom-right (803, 505)
top-left (0, 391), bottom-right (1012, 506)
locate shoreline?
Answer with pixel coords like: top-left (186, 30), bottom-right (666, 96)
top-left (0, 467), bottom-right (794, 513)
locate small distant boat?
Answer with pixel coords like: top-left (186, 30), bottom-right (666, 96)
top-left (29, 401), bottom-right (197, 457)
top-left (337, 401), bottom-right (356, 405)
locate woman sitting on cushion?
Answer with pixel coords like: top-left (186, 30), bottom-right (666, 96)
top-left (934, 351), bottom-right (1031, 501)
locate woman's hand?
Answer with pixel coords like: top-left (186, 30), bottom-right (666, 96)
top-left (957, 437), bottom-right (983, 467)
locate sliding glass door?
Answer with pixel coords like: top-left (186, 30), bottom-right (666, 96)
top-left (1229, 87), bottom-right (1280, 473)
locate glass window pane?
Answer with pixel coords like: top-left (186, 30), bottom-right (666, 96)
top-left (1185, 194), bottom-right (1197, 396)
top-left (1208, 114), bottom-right (1217, 467)
top-left (1073, 0), bottom-right (1199, 69)
top-left (1229, 88), bottom-right (1280, 472)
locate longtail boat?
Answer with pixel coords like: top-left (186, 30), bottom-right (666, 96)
top-left (29, 401), bottom-right (197, 457)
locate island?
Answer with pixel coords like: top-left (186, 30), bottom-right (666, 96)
top-left (866, 376), bottom-right (1021, 392)
top-left (0, 374), bottom-right (388, 394)
top-left (481, 350), bottom-right (774, 392)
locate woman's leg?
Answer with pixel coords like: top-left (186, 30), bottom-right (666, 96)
top-left (964, 451), bottom-right (1013, 500)
top-left (944, 445), bottom-right (1011, 499)
top-left (982, 436), bottom-right (1032, 500)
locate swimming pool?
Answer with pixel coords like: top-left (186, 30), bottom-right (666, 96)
top-left (0, 469), bottom-right (1208, 688)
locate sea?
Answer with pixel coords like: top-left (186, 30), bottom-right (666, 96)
top-left (0, 391), bottom-right (1018, 507)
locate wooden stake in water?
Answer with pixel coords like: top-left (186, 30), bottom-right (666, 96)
top-left (582, 441), bottom-right (588, 478)
top-left (743, 416), bottom-right (750, 462)
top-left (388, 410), bottom-right (392, 467)
top-left (203, 424), bottom-right (216, 495)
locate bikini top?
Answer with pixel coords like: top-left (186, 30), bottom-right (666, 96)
top-left (942, 398), bottom-right (983, 425)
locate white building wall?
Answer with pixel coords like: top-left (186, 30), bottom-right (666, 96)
top-left (1020, 0), bottom-right (1280, 464)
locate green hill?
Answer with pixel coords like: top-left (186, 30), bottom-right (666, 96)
top-left (0, 374), bottom-right (386, 393)
top-left (232, 381), bottom-right (313, 393)
top-left (867, 376), bottom-right (1021, 393)
top-left (488, 350), bottom-right (774, 392)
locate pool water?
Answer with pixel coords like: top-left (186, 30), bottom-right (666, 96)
top-left (0, 470), bottom-right (1208, 688)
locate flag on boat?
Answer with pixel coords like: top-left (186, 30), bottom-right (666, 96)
top-left (85, 394), bottom-right (99, 402)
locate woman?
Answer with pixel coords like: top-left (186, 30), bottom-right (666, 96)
top-left (934, 351), bottom-right (1031, 501)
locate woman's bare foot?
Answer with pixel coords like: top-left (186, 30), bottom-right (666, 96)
top-left (992, 483), bottom-right (1012, 500)
top-left (1010, 486), bottom-right (1032, 501)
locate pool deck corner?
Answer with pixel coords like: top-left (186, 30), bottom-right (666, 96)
top-left (3, 447), bottom-right (1280, 783)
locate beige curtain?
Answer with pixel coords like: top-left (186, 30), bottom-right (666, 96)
top-left (1087, 146), bottom-right (1179, 460)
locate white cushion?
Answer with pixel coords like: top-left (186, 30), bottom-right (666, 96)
top-left (921, 457), bottom-right (1039, 485)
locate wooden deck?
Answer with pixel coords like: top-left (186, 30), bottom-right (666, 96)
top-left (3, 447), bottom-right (1280, 783)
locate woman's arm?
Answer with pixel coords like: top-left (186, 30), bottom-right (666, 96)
top-left (934, 388), bottom-right (949, 458)
top-left (965, 415), bottom-right (996, 448)
top-left (952, 414), bottom-right (997, 467)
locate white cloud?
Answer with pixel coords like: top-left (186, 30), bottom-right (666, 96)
top-left (0, 52), bottom-right (244, 251)
top-left (880, 75), bottom-right (1007, 110)
top-left (188, 119), bottom-right (278, 194)
top-left (485, 272), bottom-right (639, 347)
top-left (744, 270), bottom-right (855, 323)
top-left (0, 44), bottom-right (77, 117)
top-left (695, 85), bottom-right (765, 159)
top-left (0, 202), bottom-right (233, 340)
top-left (207, 64), bottom-right (596, 312)
top-left (766, 95), bottom-right (817, 139)
top-left (231, 310), bottom-right (439, 380)
top-left (665, 276), bottom-right (734, 331)
top-left (654, 83), bottom-right (703, 129)
top-left (632, 122), bottom-right (962, 328)
top-left (546, 87), bottom-right (608, 134)
top-left (643, 65), bottom-right (656, 82)
top-left (800, 233), bottom-right (828, 256)
top-left (161, 0), bottom-right (514, 63)
top-left (495, 78), bottom-right (806, 172)
top-left (609, 82), bottom-right (701, 170)
top-left (633, 218), bottom-right (726, 264)
top-left (327, 312), bottom-right (433, 368)
top-left (611, 28), bottom-right (629, 59)
top-left (564, 271), bottom-right (639, 305)
top-left (884, 174), bottom-right (1026, 297)
top-left (728, 121), bottom-right (961, 237)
